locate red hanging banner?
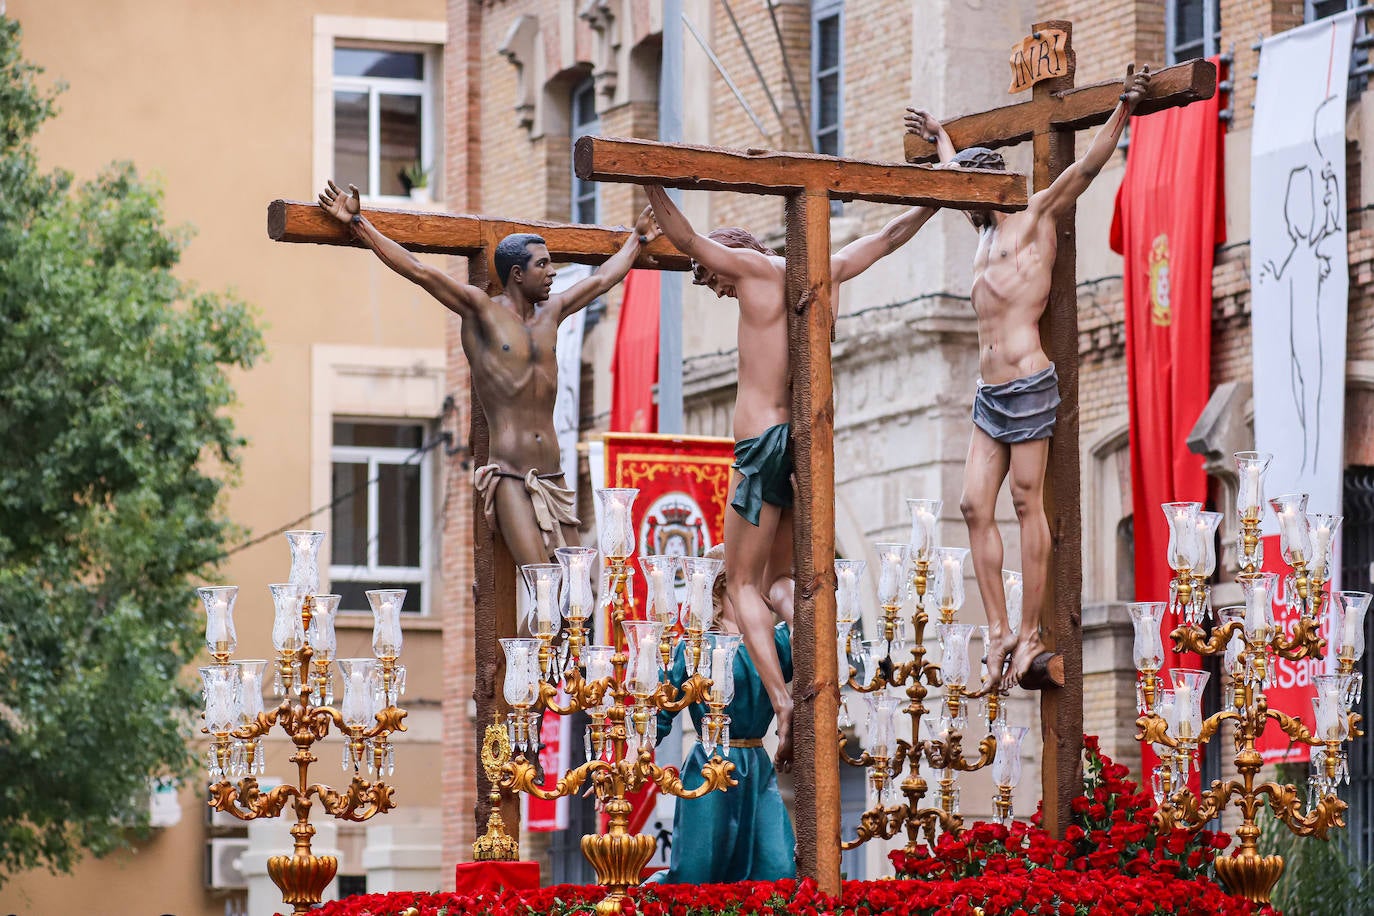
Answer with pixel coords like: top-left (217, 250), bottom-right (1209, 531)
top-left (1110, 57), bottom-right (1226, 776)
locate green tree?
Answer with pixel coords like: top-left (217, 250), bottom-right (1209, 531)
top-left (0, 18), bottom-right (264, 883)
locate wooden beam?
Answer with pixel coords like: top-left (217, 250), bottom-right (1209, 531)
top-left (575, 137), bottom-right (1028, 210)
top-left (266, 200), bottom-right (691, 270)
top-left (786, 188), bottom-right (840, 894)
top-left (903, 58), bottom-right (1217, 163)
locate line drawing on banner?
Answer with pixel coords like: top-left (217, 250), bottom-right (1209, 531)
top-left (1257, 96), bottom-right (1343, 475)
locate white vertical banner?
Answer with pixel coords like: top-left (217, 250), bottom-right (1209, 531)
top-left (552, 264), bottom-right (592, 498)
top-left (1251, 14), bottom-right (1353, 529)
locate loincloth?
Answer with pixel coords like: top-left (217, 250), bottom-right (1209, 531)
top-left (472, 464), bottom-right (579, 553)
top-left (730, 422), bottom-right (793, 526)
top-left (971, 363), bottom-right (1061, 444)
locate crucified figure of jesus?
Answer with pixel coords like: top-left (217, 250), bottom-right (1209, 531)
top-left (646, 184), bottom-right (940, 769)
top-left (319, 180), bottom-right (661, 570)
top-left (907, 63), bottom-right (1151, 694)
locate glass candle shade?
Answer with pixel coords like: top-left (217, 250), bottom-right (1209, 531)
top-left (1002, 569), bottom-right (1024, 635)
top-left (835, 559), bottom-right (866, 627)
top-left (857, 640), bottom-right (886, 688)
top-left (234, 659), bottom-right (267, 726)
top-left (337, 658), bottom-right (379, 729)
top-left (1242, 572), bottom-right (1279, 643)
top-left (520, 565), bottom-right (563, 640)
top-left (1218, 606), bottom-right (1246, 676)
top-left (200, 664), bottom-right (238, 734)
top-left (874, 543), bottom-right (910, 607)
top-left (1334, 591), bottom-right (1371, 662)
top-left (1269, 494), bottom-right (1312, 567)
top-left (707, 632), bottom-right (742, 705)
top-left (991, 724), bottom-right (1029, 787)
top-left (269, 583), bottom-right (306, 654)
top-left (932, 547), bottom-right (970, 613)
top-left (499, 639), bottom-right (541, 707)
top-left (938, 623), bottom-right (976, 689)
top-left (680, 555), bottom-right (724, 632)
top-left (556, 546), bottom-right (598, 622)
top-left (285, 530), bottom-right (326, 596)
top-left (582, 644), bottom-right (615, 712)
top-left (1307, 513), bottom-right (1343, 583)
top-left (596, 488), bottom-right (639, 559)
top-left (199, 586), bottom-right (239, 658)
top-left (865, 694), bottom-right (902, 758)
top-left (906, 498), bottom-right (942, 562)
top-left (1311, 693), bottom-right (1349, 743)
top-left (367, 588), bottom-right (406, 658)
top-left (1162, 502), bottom-right (1203, 572)
top-left (1235, 451), bottom-right (1272, 522)
top-left (1196, 511), bottom-right (1223, 579)
top-left (1127, 602), bottom-right (1166, 672)
top-left (1169, 668), bottom-right (1210, 740)
top-left (622, 621), bottom-right (663, 697)
top-left (309, 594), bottom-right (341, 660)
top-left (1151, 689), bottom-right (1176, 758)
top-left (640, 555), bottom-right (679, 628)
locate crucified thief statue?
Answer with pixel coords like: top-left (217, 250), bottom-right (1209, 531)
top-left (906, 64), bottom-right (1151, 694)
top-left (646, 184), bottom-right (941, 768)
top-left (318, 180), bottom-right (662, 570)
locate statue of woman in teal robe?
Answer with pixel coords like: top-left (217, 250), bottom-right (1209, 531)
top-left (652, 621), bottom-right (796, 883)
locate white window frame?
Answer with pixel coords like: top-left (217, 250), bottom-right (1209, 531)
top-left (311, 344), bottom-right (445, 619)
top-left (313, 15), bottom-right (446, 207)
top-left (811, 0), bottom-right (844, 159)
top-left (332, 48), bottom-right (434, 201)
top-left (329, 420), bottom-right (433, 611)
top-left (1166, 0), bottom-right (1220, 64)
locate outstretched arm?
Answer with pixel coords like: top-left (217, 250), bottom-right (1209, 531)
top-left (645, 185), bottom-right (776, 281)
top-left (831, 205), bottom-right (939, 284)
top-left (1034, 65), bottom-right (1150, 219)
top-left (553, 206), bottom-right (663, 320)
top-left (905, 107), bottom-right (957, 164)
top-left (319, 180), bottom-right (486, 321)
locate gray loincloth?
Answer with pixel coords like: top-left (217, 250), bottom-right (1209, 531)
top-left (971, 363), bottom-right (1061, 444)
top-left (472, 464), bottom-right (579, 554)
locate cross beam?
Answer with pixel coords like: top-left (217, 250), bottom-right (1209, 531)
top-left (898, 24), bottom-right (1216, 837)
top-left (266, 198), bottom-right (689, 846)
top-left (575, 137), bottom-right (1028, 894)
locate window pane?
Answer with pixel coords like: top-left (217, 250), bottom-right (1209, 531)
top-left (334, 91), bottom-right (369, 193)
top-left (1174, 0), bottom-right (1203, 48)
top-left (817, 74), bottom-right (840, 129)
top-left (817, 128), bottom-right (839, 158)
top-left (334, 422), bottom-right (424, 449)
top-left (377, 463), bottom-right (422, 568)
top-left (378, 93), bottom-right (422, 197)
top-left (334, 48), bottom-right (423, 80)
top-left (817, 15), bottom-right (841, 72)
top-left (332, 462), bottom-right (369, 566)
top-left (335, 579), bottom-right (423, 613)
top-left (572, 81), bottom-right (598, 132)
top-left (1312, 0), bottom-right (1350, 20)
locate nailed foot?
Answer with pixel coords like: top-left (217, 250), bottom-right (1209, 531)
top-left (1011, 636), bottom-right (1064, 691)
top-left (970, 628), bottom-right (1016, 698)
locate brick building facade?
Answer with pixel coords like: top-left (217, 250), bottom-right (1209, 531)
top-left (438, 0), bottom-right (1374, 880)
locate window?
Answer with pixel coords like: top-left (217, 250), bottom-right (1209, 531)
top-left (571, 78), bottom-right (600, 224)
top-left (330, 420), bottom-right (432, 614)
top-left (1309, 0), bottom-right (1359, 21)
top-left (1167, 0), bottom-right (1220, 64)
top-left (811, 2), bottom-right (843, 158)
top-left (1304, 1), bottom-right (1370, 94)
top-left (332, 45), bottom-right (437, 200)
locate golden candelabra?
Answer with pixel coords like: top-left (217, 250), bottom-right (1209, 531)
top-left (1134, 454), bottom-right (1367, 904)
top-left (199, 531), bottom-right (408, 915)
top-left (498, 488), bottom-right (736, 915)
top-left (837, 499), bottom-right (1023, 857)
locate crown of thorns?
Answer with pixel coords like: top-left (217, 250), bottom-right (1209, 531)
top-left (952, 146), bottom-right (1006, 171)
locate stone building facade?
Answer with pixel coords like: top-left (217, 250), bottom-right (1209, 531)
top-left (440, 0), bottom-right (1374, 882)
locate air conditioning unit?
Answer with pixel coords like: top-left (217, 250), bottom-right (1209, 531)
top-left (205, 837), bottom-right (250, 890)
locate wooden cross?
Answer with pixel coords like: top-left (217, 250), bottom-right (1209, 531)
top-left (574, 138), bottom-right (1027, 892)
top-left (267, 199), bottom-right (691, 837)
top-left (902, 20), bottom-right (1216, 838)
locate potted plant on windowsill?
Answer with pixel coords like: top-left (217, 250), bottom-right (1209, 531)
top-left (403, 162), bottom-right (431, 204)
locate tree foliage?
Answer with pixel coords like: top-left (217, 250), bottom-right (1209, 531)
top-left (0, 18), bottom-right (264, 883)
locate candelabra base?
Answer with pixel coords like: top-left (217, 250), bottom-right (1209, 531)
top-left (267, 852), bottom-right (338, 915)
top-left (1214, 851), bottom-right (1284, 904)
top-left (581, 832), bottom-right (657, 914)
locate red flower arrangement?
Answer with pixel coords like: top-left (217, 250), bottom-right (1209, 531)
top-left (300, 737), bottom-right (1276, 916)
